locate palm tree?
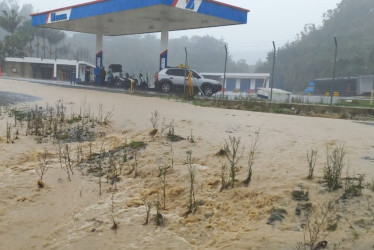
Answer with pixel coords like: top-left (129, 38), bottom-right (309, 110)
top-left (34, 27), bottom-right (43, 58)
top-left (37, 28), bottom-right (50, 59)
top-left (2, 32), bottom-right (27, 58)
top-left (17, 20), bottom-right (35, 56)
top-left (0, 9), bottom-right (24, 34)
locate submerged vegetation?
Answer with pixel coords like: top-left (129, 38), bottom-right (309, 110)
top-left (4, 100), bottom-right (112, 144)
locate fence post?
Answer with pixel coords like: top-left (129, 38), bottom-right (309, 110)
top-left (270, 41), bottom-right (276, 102)
top-left (184, 47), bottom-right (188, 97)
top-left (330, 37), bottom-right (338, 106)
top-left (222, 44), bottom-right (228, 99)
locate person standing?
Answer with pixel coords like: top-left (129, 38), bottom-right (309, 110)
top-left (85, 66), bottom-right (91, 82)
top-left (100, 66), bottom-right (106, 85)
top-left (107, 65), bottom-right (114, 86)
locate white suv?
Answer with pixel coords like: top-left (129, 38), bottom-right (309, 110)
top-left (155, 67), bottom-right (222, 96)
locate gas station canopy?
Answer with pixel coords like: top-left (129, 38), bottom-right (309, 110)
top-left (31, 0), bottom-right (248, 81)
top-left (31, 0), bottom-right (248, 35)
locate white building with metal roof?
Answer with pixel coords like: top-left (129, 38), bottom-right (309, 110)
top-left (4, 57), bottom-right (95, 82)
top-left (201, 72), bottom-right (270, 93)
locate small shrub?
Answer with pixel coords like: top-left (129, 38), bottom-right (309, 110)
top-left (14, 128), bottom-right (19, 140)
top-left (169, 144), bottom-right (174, 170)
top-left (107, 153), bottom-right (120, 189)
top-left (35, 136), bottom-right (43, 144)
top-left (110, 192), bottom-right (119, 232)
top-left (62, 144), bottom-right (74, 181)
top-left (76, 143), bottom-right (83, 165)
top-left (150, 110), bottom-right (160, 135)
top-left (97, 148), bottom-right (105, 195)
top-left (342, 174), bottom-right (365, 199)
top-left (56, 141), bottom-right (64, 169)
top-left (224, 136), bottom-right (244, 188)
top-left (111, 220), bottom-right (118, 231)
top-left (158, 164), bottom-right (170, 210)
top-left (189, 130), bottom-right (195, 143)
top-left (296, 201), bottom-right (337, 250)
top-left (244, 130), bottom-right (260, 187)
top-left (367, 199), bottom-right (374, 221)
top-left (323, 144), bottom-right (345, 191)
top-left (154, 197), bottom-right (164, 226)
top-left (133, 151), bottom-right (140, 178)
top-left (160, 117), bottom-right (166, 135)
top-left (36, 148), bottom-right (50, 181)
top-left (166, 120), bottom-right (184, 142)
top-left (66, 115), bottom-right (82, 124)
top-left (186, 150), bottom-right (197, 215)
top-left (122, 148), bottom-right (128, 163)
top-left (366, 179), bottom-right (374, 191)
top-left (37, 179), bottom-right (45, 188)
top-left (216, 148), bottom-right (227, 157)
top-left (6, 122), bottom-right (12, 143)
top-left (220, 164), bottom-right (230, 191)
top-left (292, 186), bottom-right (309, 201)
top-left (307, 149), bottom-right (317, 179)
top-left (149, 129), bottom-right (158, 136)
top-left (143, 201), bottom-right (151, 225)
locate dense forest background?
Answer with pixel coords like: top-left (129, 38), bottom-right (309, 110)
top-left (255, 0), bottom-right (374, 92)
top-left (1, 0), bottom-right (373, 92)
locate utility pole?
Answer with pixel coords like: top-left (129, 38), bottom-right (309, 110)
top-left (371, 79), bottom-right (374, 105)
top-left (222, 44), bottom-right (228, 99)
top-left (270, 41), bottom-right (276, 102)
top-left (184, 47), bottom-right (188, 96)
top-left (330, 37), bottom-right (338, 106)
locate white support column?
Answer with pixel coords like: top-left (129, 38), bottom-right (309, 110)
top-left (53, 62), bottom-right (57, 80)
top-left (160, 25), bottom-right (169, 69)
top-left (75, 63), bottom-right (79, 81)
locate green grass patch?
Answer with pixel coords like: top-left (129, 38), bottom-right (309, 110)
top-left (336, 99), bottom-right (374, 108)
top-left (66, 115), bottom-right (82, 124)
top-left (129, 141), bottom-right (147, 149)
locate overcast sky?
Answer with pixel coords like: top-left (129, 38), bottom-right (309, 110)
top-left (17, 0), bottom-right (341, 64)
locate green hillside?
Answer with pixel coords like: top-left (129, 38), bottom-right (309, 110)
top-left (255, 0), bottom-right (374, 92)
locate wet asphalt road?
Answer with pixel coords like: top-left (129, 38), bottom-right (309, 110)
top-left (0, 91), bottom-right (40, 107)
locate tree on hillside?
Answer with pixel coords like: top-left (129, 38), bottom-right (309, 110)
top-left (33, 27), bottom-right (44, 58)
top-left (38, 28), bottom-right (50, 59)
top-left (15, 31), bottom-right (251, 75)
top-left (46, 29), bottom-right (66, 59)
top-left (169, 35), bottom-right (251, 73)
top-left (57, 44), bottom-right (70, 59)
top-left (255, 0), bottom-right (374, 92)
